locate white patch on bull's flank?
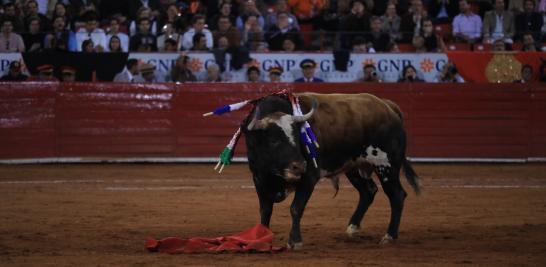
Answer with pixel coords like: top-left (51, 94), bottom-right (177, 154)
top-left (364, 146), bottom-right (391, 167)
top-left (274, 115), bottom-right (296, 146)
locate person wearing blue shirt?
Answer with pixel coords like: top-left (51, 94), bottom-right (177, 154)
top-left (294, 59), bottom-right (324, 83)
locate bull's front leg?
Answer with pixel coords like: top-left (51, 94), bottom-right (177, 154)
top-left (258, 191), bottom-right (273, 227)
top-left (287, 179), bottom-right (315, 250)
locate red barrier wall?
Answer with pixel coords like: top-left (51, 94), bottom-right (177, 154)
top-left (1, 82), bottom-right (545, 161)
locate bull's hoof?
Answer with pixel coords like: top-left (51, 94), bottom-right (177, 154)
top-left (287, 241), bottom-right (303, 250)
top-left (346, 224), bottom-right (360, 237)
top-left (379, 233), bottom-right (395, 245)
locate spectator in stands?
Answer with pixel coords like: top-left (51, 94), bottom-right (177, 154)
top-left (268, 66), bottom-right (283, 82)
top-left (509, 0), bottom-right (526, 14)
top-left (236, 0), bottom-right (265, 32)
top-left (351, 36), bottom-right (368, 52)
top-left (434, 61), bottom-right (465, 82)
top-left (182, 15), bottom-right (213, 51)
top-left (428, 0), bottom-right (460, 24)
top-left (60, 66), bottom-right (77, 82)
top-left (156, 23), bottom-right (181, 51)
top-left (398, 64), bottom-right (424, 82)
top-left (169, 55), bottom-right (197, 82)
top-left (241, 14), bottom-right (265, 51)
top-left (266, 12), bottom-right (303, 51)
top-left (295, 59), bottom-right (324, 82)
top-left (483, 0), bottom-right (516, 45)
top-left (386, 40), bottom-right (401, 52)
top-left (400, 0), bottom-right (427, 43)
top-left (514, 64), bottom-right (534, 83)
top-left (212, 15), bottom-right (241, 50)
top-left (107, 35), bottom-right (123, 52)
top-left (364, 16), bottom-right (391, 52)
top-left (75, 11), bottom-right (106, 52)
top-left (159, 4), bottom-right (186, 34)
top-left (113, 58), bottom-right (140, 82)
top-left (420, 17), bottom-right (446, 52)
top-left (136, 63), bottom-right (159, 83)
top-left (128, 0), bottom-right (161, 21)
top-left (265, 0), bottom-right (300, 30)
top-left (23, 16), bottom-right (45, 52)
top-left (29, 64), bottom-right (57, 81)
top-left (24, 0), bottom-right (49, 32)
top-left (288, 0), bottom-right (327, 36)
top-left (522, 32), bottom-right (539, 51)
top-left (191, 32), bottom-right (209, 51)
top-left (381, 3), bottom-right (402, 41)
top-left (52, 3), bottom-right (72, 26)
top-left (129, 7), bottom-right (159, 37)
top-left (204, 63), bottom-right (223, 82)
top-left (0, 17), bottom-right (25, 52)
top-left (0, 61), bottom-right (28, 81)
top-left (492, 38), bottom-right (506, 51)
top-left (358, 64), bottom-right (381, 82)
top-left (81, 39), bottom-right (94, 52)
top-left (163, 38), bottom-right (178, 52)
top-left (182, 0), bottom-right (207, 19)
top-left (130, 18), bottom-right (158, 51)
top-left (106, 17), bottom-right (129, 52)
top-left (3, 3), bottom-right (24, 33)
top-left (208, 1), bottom-right (236, 31)
top-left (44, 16), bottom-right (76, 52)
top-left (215, 35), bottom-right (230, 50)
top-left (412, 35), bottom-right (427, 52)
top-left (452, 0), bottom-right (482, 43)
top-left (339, 0), bottom-right (370, 50)
top-left (282, 37), bottom-right (296, 51)
top-left (256, 42), bottom-right (269, 52)
top-left (246, 66), bottom-right (262, 82)
top-left (67, 0), bottom-right (100, 20)
top-left (515, 0), bottom-right (543, 41)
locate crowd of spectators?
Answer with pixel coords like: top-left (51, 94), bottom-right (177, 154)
top-left (0, 0), bottom-right (544, 53)
top-left (0, 0), bottom-right (545, 83)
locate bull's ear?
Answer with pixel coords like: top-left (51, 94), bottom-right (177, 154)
top-left (292, 97), bottom-right (318, 123)
top-left (247, 106), bottom-right (268, 131)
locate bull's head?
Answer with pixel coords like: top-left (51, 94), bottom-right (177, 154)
top-left (243, 96), bottom-right (317, 202)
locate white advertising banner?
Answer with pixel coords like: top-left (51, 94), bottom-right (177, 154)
top-left (129, 52), bottom-right (450, 83)
top-left (0, 53), bottom-right (24, 75)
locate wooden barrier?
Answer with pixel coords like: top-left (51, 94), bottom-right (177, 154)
top-left (1, 82), bottom-right (545, 161)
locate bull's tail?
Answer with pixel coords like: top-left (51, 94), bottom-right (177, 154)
top-left (402, 158), bottom-right (422, 195)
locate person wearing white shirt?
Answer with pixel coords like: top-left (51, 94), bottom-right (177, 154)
top-left (113, 59), bottom-right (140, 82)
top-left (182, 14), bottom-right (213, 50)
top-left (75, 11), bottom-right (107, 52)
top-left (106, 18), bottom-right (129, 52)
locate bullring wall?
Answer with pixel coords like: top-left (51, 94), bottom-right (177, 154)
top-left (1, 82), bottom-right (545, 162)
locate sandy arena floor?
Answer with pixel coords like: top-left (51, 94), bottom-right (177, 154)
top-left (0, 163), bottom-right (545, 266)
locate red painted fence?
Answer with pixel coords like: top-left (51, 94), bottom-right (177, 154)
top-left (1, 82), bottom-right (545, 161)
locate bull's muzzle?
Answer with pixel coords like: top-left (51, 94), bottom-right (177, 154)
top-left (283, 161), bottom-right (307, 182)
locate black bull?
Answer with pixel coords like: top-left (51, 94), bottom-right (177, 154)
top-left (242, 92), bottom-right (422, 249)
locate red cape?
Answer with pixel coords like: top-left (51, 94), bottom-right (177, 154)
top-left (145, 224), bottom-right (285, 253)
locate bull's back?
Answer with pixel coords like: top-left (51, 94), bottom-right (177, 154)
top-left (297, 93), bottom-right (402, 165)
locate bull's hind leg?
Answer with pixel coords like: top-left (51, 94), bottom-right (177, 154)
top-left (376, 162), bottom-right (407, 244)
top-left (345, 168), bottom-right (378, 237)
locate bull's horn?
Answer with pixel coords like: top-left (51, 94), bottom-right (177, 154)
top-left (292, 98), bottom-right (318, 123)
top-left (247, 107), bottom-right (267, 130)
